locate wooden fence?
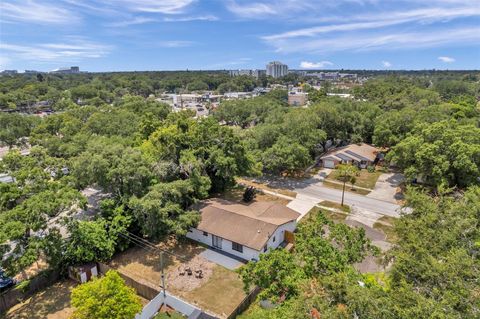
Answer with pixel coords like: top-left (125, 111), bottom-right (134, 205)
top-left (226, 286), bottom-right (261, 319)
top-left (0, 270), bottom-right (60, 314)
top-left (97, 262), bottom-right (160, 300)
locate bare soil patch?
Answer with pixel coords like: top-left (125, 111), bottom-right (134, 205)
top-left (166, 254), bottom-right (215, 292)
top-left (4, 280), bottom-right (75, 319)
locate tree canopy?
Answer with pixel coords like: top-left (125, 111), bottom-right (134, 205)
top-left (70, 270), bottom-right (142, 319)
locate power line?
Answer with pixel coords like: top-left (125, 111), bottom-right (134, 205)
top-left (117, 231), bottom-right (169, 302)
top-left (123, 230), bottom-right (188, 262)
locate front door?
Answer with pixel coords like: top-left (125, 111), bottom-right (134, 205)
top-left (212, 235), bottom-right (222, 249)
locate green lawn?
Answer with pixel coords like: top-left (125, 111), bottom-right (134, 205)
top-left (318, 200), bottom-right (351, 213)
top-left (301, 207), bottom-right (347, 224)
top-left (322, 180), bottom-right (371, 195)
top-left (327, 169), bottom-right (383, 190)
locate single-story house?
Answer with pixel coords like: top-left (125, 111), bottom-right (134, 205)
top-left (320, 143), bottom-right (381, 169)
top-left (187, 199), bottom-right (300, 261)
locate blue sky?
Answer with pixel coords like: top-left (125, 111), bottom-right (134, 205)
top-left (1, 0), bottom-right (479, 71)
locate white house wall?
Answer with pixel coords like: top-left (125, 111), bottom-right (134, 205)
top-left (187, 228), bottom-right (260, 261)
top-left (186, 220), bottom-right (297, 261)
top-left (264, 221), bottom-right (297, 252)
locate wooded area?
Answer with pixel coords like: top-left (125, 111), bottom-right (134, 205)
top-left (1, 70), bottom-right (479, 318)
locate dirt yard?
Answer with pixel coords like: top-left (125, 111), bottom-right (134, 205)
top-left (3, 280), bottom-right (75, 319)
top-left (235, 179), bottom-right (297, 200)
top-left (108, 238), bottom-right (206, 289)
top-left (13, 257), bottom-right (49, 282)
top-left (3, 279), bottom-right (150, 319)
top-left (109, 238), bottom-right (247, 318)
top-left (217, 184), bottom-right (291, 205)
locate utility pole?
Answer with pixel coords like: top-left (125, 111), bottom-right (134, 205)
top-left (161, 251), bottom-right (166, 298)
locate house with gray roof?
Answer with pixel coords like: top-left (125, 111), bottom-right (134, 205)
top-left (320, 143), bottom-right (381, 169)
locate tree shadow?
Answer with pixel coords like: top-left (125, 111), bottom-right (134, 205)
top-left (4, 280), bottom-right (75, 319)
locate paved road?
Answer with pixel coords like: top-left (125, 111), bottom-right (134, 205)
top-left (296, 182), bottom-right (402, 217)
top-left (255, 176), bottom-right (403, 218)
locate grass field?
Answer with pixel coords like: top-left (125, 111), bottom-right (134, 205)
top-left (183, 266), bottom-right (247, 318)
top-left (327, 169), bottom-right (383, 190)
top-left (322, 180), bottom-right (371, 195)
top-left (302, 207), bottom-right (347, 224)
top-left (318, 200), bottom-right (351, 213)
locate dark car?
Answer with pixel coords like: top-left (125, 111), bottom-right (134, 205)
top-left (0, 269), bottom-right (15, 291)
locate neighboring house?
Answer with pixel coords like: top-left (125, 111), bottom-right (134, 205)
top-left (320, 143), bottom-right (381, 169)
top-left (187, 199), bottom-right (300, 261)
top-left (288, 92), bottom-right (308, 106)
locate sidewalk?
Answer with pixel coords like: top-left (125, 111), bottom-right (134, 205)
top-left (321, 178), bottom-right (374, 192)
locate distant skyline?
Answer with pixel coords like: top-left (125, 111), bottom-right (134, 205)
top-left (1, 0), bottom-right (479, 72)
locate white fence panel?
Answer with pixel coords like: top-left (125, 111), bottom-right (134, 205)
top-left (135, 291), bottom-right (201, 319)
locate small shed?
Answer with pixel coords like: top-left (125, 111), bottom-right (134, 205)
top-left (68, 263), bottom-right (98, 283)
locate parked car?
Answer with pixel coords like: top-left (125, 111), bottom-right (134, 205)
top-left (0, 268), bottom-right (16, 291)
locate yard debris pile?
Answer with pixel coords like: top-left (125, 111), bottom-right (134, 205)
top-left (166, 255), bottom-right (215, 291)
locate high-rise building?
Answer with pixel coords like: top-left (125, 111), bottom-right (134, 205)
top-left (229, 69), bottom-right (266, 78)
top-left (266, 61), bottom-right (288, 78)
top-left (51, 66), bottom-right (80, 74)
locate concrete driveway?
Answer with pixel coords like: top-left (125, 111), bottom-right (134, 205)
top-left (287, 194), bottom-right (320, 220)
top-left (367, 173), bottom-right (405, 203)
top-left (199, 248), bottom-right (245, 270)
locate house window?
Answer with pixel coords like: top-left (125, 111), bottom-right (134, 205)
top-left (203, 231), bottom-right (208, 236)
top-left (232, 242), bottom-right (243, 253)
top-left (272, 236), bottom-right (276, 243)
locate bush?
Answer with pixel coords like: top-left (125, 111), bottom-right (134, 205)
top-left (367, 166), bottom-right (375, 173)
top-left (243, 186), bottom-right (256, 202)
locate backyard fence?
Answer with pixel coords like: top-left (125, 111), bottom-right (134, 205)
top-left (97, 262), bottom-right (212, 319)
top-left (97, 262), bottom-right (160, 300)
top-left (0, 270), bottom-right (60, 314)
top-left (227, 286), bottom-right (261, 319)
top-left (135, 290), bottom-right (202, 319)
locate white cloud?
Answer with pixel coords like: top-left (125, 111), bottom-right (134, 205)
top-left (0, 38), bottom-right (112, 62)
top-left (226, 1), bottom-right (276, 17)
top-left (226, 0), bottom-right (317, 18)
top-left (264, 5), bottom-right (480, 41)
top-left (438, 56), bottom-right (455, 63)
top-left (114, 0), bottom-right (195, 14)
top-left (382, 61), bottom-right (392, 68)
top-left (264, 27), bottom-right (480, 54)
top-left (163, 15), bottom-right (218, 22)
top-left (156, 41), bottom-right (194, 48)
top-left (0, 0), bottom-right (79, 24)
top-left (300, 61), bottom-right (333, 68)
top-left (105, 17), bottom-right (157, 27)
